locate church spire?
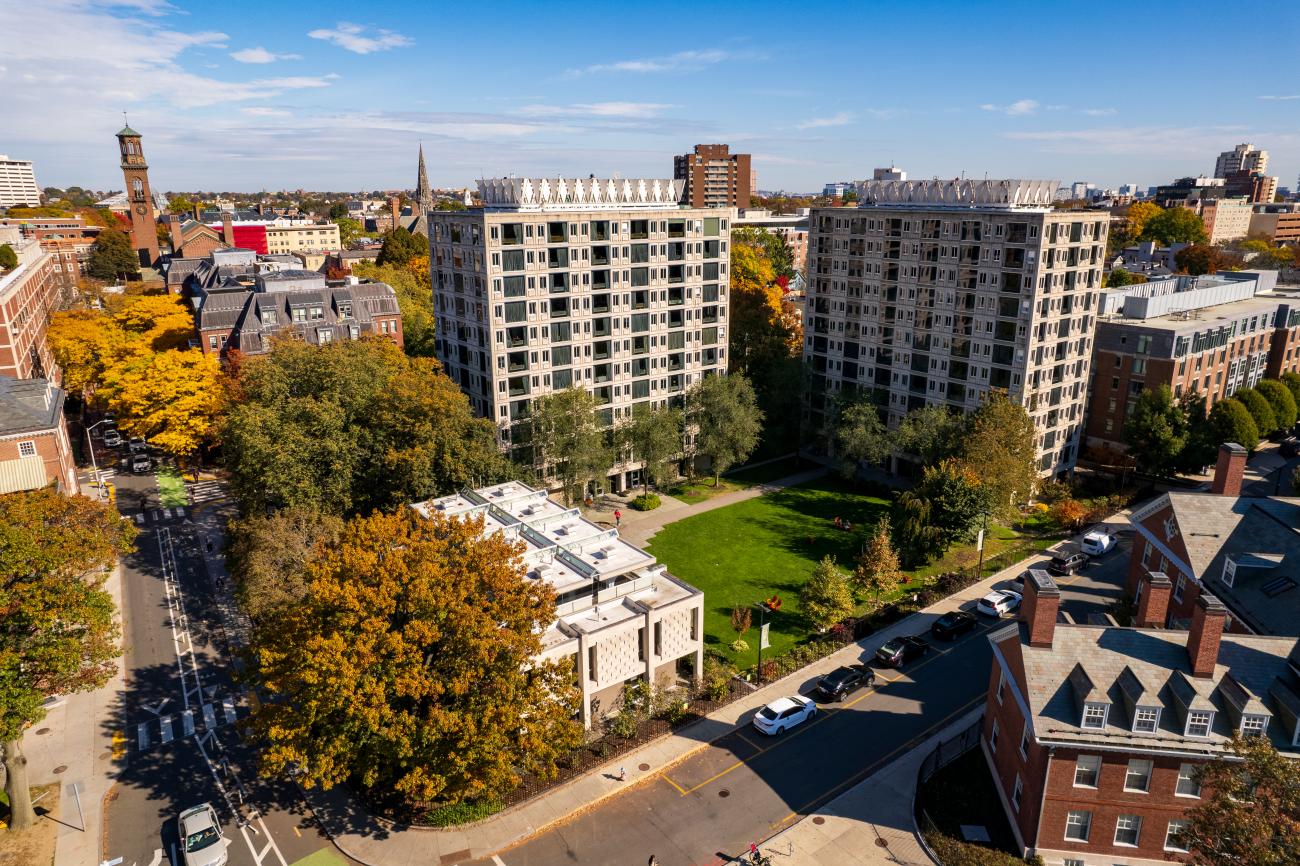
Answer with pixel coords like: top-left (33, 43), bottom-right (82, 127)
top-left (415, 143), bottom-right (434, 214)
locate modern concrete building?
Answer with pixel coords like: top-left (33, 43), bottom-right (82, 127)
top-left (1199, 197), bottom-right (1253, 244)
top-left (430, 176), bottom-right (731, 491)
top-left (674, 144), bottom-right (752, 209)
top-left (412, 481), bottom-right (704, 729)
top-left (0, 155), bottom-right (41, 208)
top-left (805, 179), bottom-right (1108, 477)
top-left (0, 232), bottom-right (61, 382)
top-left (1214, 143), bottom-right (1268, 178)
top-left (1249, 204), bottom-right (1300, 246)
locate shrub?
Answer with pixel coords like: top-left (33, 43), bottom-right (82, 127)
top-left (730, 638), bottom-right (750, 653)
top-left (630, 493), bottom-right (661, 511)
top-left (701, 654), bottom-right (735, 702)
top-left (924, 833), bottom-right (1036, 866)
top-left (1036, 479), bottom-right (1071, 504)
top-left (421, 799), bottom-right (502, 827)
top-left (607, 710), bottom-right (638, 739)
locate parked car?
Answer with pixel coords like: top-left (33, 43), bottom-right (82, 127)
top-left (1080, 530), bottom-right (1116, 557)
top-left (814, 665), bottom-right (875, 701)
top-left (1047, 550), bottom-right (1088, 575)
top-left (1282, 437), bottom-right (1300, 459)
top-left (875, 634), bottom-right (929, 667)
top-left (752, 695), bottom-right (817, 735)
top-left (178, 803), bottom-right (227, 866)
top-left (102, 430), bottom-right (123, 448)
top-left (977, 589), bottom-right (1023, 617)
top-left (128, 436), bottom-right (148, 454)
top-left (930, 610), bottom-right (978, 640)
top-left (129, 454), bottom-right (153, 474)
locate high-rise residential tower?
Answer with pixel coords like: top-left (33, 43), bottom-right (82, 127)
top-left (116, 124), bottom-right (160, 267)
top-left (0, 155), bottom-right (41, 208)
top-left (673, 144), bottom-right (752, 209)
top-left (804, 179), bottom-right (1108, 477)
top-left (1214, 142), bottom-right (1268, 178)
top-left (430, 176), bottom-right (732, 491)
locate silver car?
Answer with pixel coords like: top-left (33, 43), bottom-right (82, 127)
top-left (178, 803), bottom-right (228, 866)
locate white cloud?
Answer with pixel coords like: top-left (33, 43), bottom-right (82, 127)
top-left (307, 22), bottom-right (411, 54)
top-left (240, 107), bottom-right (291, 117)
top-left (1258, 94), bottom-right (1300, 101)
top-left (1080, 107), bottom-right (1117, 116)
top-left (230, 47), bottom-right (302, 64)
top-left (564, 49), bottom-right (755, 77)
top-left (519, 102), bottom-right (674, 119)
top-left (980, 99), bottom-right (1039, 116)
top-left (796, 112), bottom-right (853, 130)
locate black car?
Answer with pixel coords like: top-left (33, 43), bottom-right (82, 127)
top-left (1047, 551), bottom-right (1088, 575)
top-left (814, 665), bottom-right (875, 701)
top-left (930, 610), bottom-right (978, 640)
top-left (875, 635), bottom-right (929, 667)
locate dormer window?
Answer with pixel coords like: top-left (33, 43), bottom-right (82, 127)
top-left (1133, 706), bottom-right (1161, 733)
top-left (1185, 710), bottom-right (1214, 737)
top-left (1240, 714), bottom-right (1269, 737)
top-left (261, 310), bottom-right (277, 326)
top-left (1082, 703), bottom-right (1108, 729)
top-left (1222, 558), bottom-right (1237, 589)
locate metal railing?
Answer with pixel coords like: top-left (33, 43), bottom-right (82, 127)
top-left (913, 714), bottom-right (985, 866)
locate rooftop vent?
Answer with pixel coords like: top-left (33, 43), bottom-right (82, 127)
top-left (1262, 576), bottom-right (1297, 598)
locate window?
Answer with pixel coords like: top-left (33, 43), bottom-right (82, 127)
top-left (1186, 711), bottom-right (1213, 738)
top-left (1165, 820), bottom-right (1189, 852)
top-left (1241, 714), bottom-right (1269, 737)
top-left (1019, 725), bottom-right (1030, 759)
top-left (1011, 775), bottom-right (1023, 811)
top-left (1063, 860), bottom-right (1084, 866)
top-left (1124, 759), bottom-right (1152, 792)
top-left (1176, 763), bottom-right (1201, 797)
top-left (1081, 703), bottom-right (1107, 729)
top-left (1174, 573), bottom-right (1186, 604)
top-left (996, 671), bottom-right (1005, 704)
top-left (1114, 814), bottom-right (1142, 847)
top-left (1064, 811), bottom-right (1091, 842)
top-left (1073, 755), bottom-right (1100, 787)
top-left (989, 719), bottom-right (999, 752)
top-left (17, 440), bottom-right (36, 458)
top-left (1133, 707), bottom-right (1160, 733)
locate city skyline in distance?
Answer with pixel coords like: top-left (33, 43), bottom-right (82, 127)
top-left (4, 0), bottom-right (1299, 193)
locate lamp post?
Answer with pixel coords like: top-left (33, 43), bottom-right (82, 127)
top-left (84, 418), bottom-right (111, 496)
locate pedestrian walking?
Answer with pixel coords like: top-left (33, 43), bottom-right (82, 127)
top-left (617, 766), bottom-right (627, 781)
top-left (648, 856), bottom-right (658, 866)
top-left (614, 508), bottom-right (622, 528)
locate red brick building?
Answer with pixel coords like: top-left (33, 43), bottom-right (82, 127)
top-left (0, 234), bottom-right (62, 381)
top-left (984, 565), bottom-right (1300, 866)
top-left (0, 376), bottom-right (77, 494)
top-left (673, 144), bottom-right (752, 208)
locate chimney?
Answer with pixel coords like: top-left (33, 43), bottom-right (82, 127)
top-left (1020, 568), bottom-right (1061, 648)
top-left (220, 212), bottom-right (235, 246)
top-left (1187, 592), bottom-right (1228, 678)
top-left (1135, 572), bottom-right (1172, 628)
top-left (1210, 442), bottom-right (1247, 496)
top-left (389, 195), bottom-right (400, 226)
top-left (193, 203), bottom-right (203, 221)
top-left (167, 214), bottom-right (184, 255)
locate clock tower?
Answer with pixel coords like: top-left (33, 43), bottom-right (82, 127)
top-left (117, 123), bottom-right (161, 267)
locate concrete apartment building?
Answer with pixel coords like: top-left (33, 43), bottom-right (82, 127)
top-left (0, 231), bottom-right (61, 382)
top-left (674, 144), bottom-right (752, 209)
top-left (412, 481), bottom-right (703, 729)
top-left (984, 561), bottom-right (1300, 866)
top-left (804, 179), bottom-right (1108, 477)
top-left (1082, 271), bottom-right (1297, 456)
top-left (430, 177), bottom-right (731, 490)
top-left (1198, 197), bottom-right (1253, 244)
top-left (0, 376), bottom-right (77, 494)
top-left (1215, 143), bottom-right (1268, 177)
top-left (1249, 204), bottom-right (1300, 246)
top-left (263, 221), bottom-right (342, 255)
top-left (0, 155), bottom-right (41, 208)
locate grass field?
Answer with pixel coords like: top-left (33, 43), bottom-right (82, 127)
top-left (666, 455), bottom-right (808, 505)
top-left (156, 468), bottom-right (189, 508)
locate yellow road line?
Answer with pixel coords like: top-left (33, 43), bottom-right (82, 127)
top-left (659, 773), bottom-right (688, 795)
top-left (680, 759), bottom-right (746, 795)
top-left (734, 730), bottom-right (764, 751)
top-left (292, 825), bottom-right (302, 838)
top-left (111, 730), bottom-right (126, 760)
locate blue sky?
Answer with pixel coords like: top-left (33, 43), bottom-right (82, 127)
top-left (4, 0), bottom-right (1299, 194)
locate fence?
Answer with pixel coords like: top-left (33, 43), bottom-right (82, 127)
top-left (915, 713), bottom-right (984, 792)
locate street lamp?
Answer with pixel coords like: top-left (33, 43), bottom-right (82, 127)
top-left (754, 596), bottom-right (782, 683)
top-left (84, 418), bottom-right (112, 496)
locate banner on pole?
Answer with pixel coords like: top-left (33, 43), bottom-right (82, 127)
top-left (760, 622), bottom-right (771, 650)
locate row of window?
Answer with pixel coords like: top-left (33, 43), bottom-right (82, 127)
top-left (1062, 810), bottom-right (1187, 852)
top-left (1071, 754), bottom-right (1200, 797)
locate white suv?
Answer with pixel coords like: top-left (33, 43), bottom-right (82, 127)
top-left (1080, 531), bottom-right (1116, 557)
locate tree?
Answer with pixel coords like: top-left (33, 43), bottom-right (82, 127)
top-left (688, 373), bottom-right (764, 486)
top-left (1123, 384), bottom-right (1187, 477)
top-left (618, 403), bottom-right (683, 495)
top-left (1104, 267), bottom-right (1146, 288)
top-left (328, 202), bottom-right (349, 219)
top-left (1050, 498), bottom-right (1087, 531)
top-left (730, 605), bottom-right (752, 640)
top-left (0, 243), bottom-right (16, 270)
top-left (800, 556), bottom-right (855, 632)
top-left (333, 216), bottom-right (362, 248)
top-left (961, 392), bottom-right (1038, 519)
top-left (102, 348), bottom-right (225, 458)
top-left (351, 260), bottom-right (436, 357)
top-left (377, 227), bottom-right (426, 266)
top-left (86, 228), bottom-right (140, 281)
top-left (728, 231), bottom-right (790, 375)
top-left (831, 397), bottom-right (892, 480)
top-left (245, 509), bottom-right (582, 807)
top-left (1176, 243), bottom-right (1243, 276)
top-left (1177, 390), bottom-right (1218, 473)
top-left (1208, 397), bottom-right (1260, 452)
top-left (227, 508), bottom-right (343, 623)
top-left (167, 194), bottom-right (197, 215)
top-left (913, 459), bottom-right (991, 550)
top-left (1282, 372), bottom-right (1300, 411)
top-left (1121, 201), bottom-right (1164, 246)
top-left (1238, 238), bottom-right (1296, 270)
top-left (112, 293), bottom-right (196, 352)
top-left (529, 387), bottom-right (612, 507)
top-left (892, 491), bottom-right (944, 567)
top-left (47, 309), bottom-right (127, 396)
top-left (1235, 387), bottom-right (1278, 437)
top-left (1141, 207), bottom-right (1208, 246)
top-left (1256, 379), bottom-right (1298, 433)
top-left (852, 517), bottom-right (904, 604)
top-left (1181, 735), bottom-right (1300, 866)
top-left (1, 489), bottom-right (135, 831)
top-left (895, 405), bottom-right (966, 465)
top-left (733, 226), bottom-right (795, 281)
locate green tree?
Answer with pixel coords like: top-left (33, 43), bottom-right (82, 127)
top-left (245, 509), bottom-right (582, 807)
top-left (1238, 238), bottom-right (1296, 270)
top-left (1181, 734), bottom-right (1300, 866)
top-left (1256, 379), bottom-right (1298, 433)
top-left (1282, 372), bottom-right (1300, 411)
top-left (1177, 390), bottom-right (1218, 473)
top-left (852, 517), bottom-right (904, 604)
top-left (1119, 201), bottom-right (1163, 248)
top-left (1176, 243), bottom-right (1243, 276)
top-left (1, 489), bottom-right (136, 831)
top-left (529, 387), bottom-right (612, 506)
top-left (0, 243), bottom-right (17, 270)
top-left (1104, 267), bottom-right (1146, 288)
top-left (892, 491), bottom-right (943, 568)
top-left (332, 216), bottom-right (362, 248)
top-left (167, 194), bottom-right (197, 215)
top-left (895, 405), bottom-right (966, 465)
top-left (800, 556), bottom-right (855, 632)
top-left (377, 226), bottom-right (426, 266)
top-left (328, 202), bottom-right (349, 219)
top-left (1141, 207), bottom-right (1208, 246)
top-left (1235, 387), bottom-right (1278, 437)
top-left (618, 403), bottom-right (683, 495)
top-left (914, 459), bottom-right (992, 551)
top-left (351, 260), bottom-right (436, 357)
top-left (86, 228), bottom-right (140, 281)
top-left (960, 391), bottom-right (1038, 519)
top-left (733, 226), bottom-right (795, 281)
top-left (1209, 397), bottom-right (1260, 452)
top-left (831, 396), bottom-right (892, 480)
top-left (228, 508), bottom-right (344, 623)
top-left (688, 373), bottom-right (764, 486)
top-left (1123, 384), bottom-right (1188, 477)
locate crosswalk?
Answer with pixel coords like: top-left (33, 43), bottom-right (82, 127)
top-left (132, 506), bottom-right (189, 524)
top-left (188, 478), bottom-right (227, 506)
top-left (135, 696), bottom-right (239, 752)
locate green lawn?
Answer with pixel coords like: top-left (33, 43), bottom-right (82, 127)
top-left (156, 468), bottom-right (189, 508)
top-left (666, 455), bottom-right (809, 505)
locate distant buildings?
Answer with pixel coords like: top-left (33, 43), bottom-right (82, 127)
top-left (1249, 203), bottom-right (1300, 246)
top-left (0, 216), bottom-right (102, 292)
top-left (733, 207), bottom-right (810, 272)
top-left (822, 182), bottom-right (854, 198)
top-left (805, 178), bottom-right (1107, 477)
top-left (1110, 241), bottom-right (1189, 278)
top-left (0, 229), bottom-right (61, 381)
top-left (0, 155), bottom-right (41, 208)
top-left (1214, 143), bottom-right (1278, 204)
top-left (0, 376), bottom-right (77, 494)
top-left (1151, 176), bottom-right (1227, 209)
top-left (1199, 197), bottom-right (1253, 244)
top-left (674, 144), bottom-right (752, 208)
top-left (873, 166), bottom-right (907, 182)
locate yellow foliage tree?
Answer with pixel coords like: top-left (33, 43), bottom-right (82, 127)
top-left (112, 293), bottom-right (195, 351)
top-left (103, 349), bottom-right (225, 457)
top-left (405, 254), bottom-right (432, 294)
top-left (48, 309), bottom-right (129, 396)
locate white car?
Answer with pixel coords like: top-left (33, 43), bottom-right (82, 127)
top-left (178, 803), bottom-right (228, 866)
top-left (977, 589), bottom-right (1023, 618)
top-left (752, 695), bottom-right (816, 736)
top-left (102, 430), bottom-right (122, 448)
top-left (1080, 531), bottom-right (1116, 557)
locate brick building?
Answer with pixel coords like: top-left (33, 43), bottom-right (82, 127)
top-left (674, 144), bottom-right (752, 209)
top-left (0, 376), bottom-right (77, 494)
top-left (0, 215), bottom-right (102, 292)
top-left (0, 233), bottom-right (61, 381)
top-left (984, 564), bottom-right (1300, 866)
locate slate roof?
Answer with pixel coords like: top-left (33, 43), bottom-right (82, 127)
top-left (0, 377), bottom-right (64, 437)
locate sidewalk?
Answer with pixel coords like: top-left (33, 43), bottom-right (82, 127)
top-left (302, 549), bottom-right (1034, 865)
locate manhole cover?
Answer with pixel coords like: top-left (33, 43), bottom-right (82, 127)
top-left (52, 765), bottom-right (68, 774)
top-left (875, 838), bottom-right (889, 848)
top-left (813, 816), bottom-right (825, 825)
top-left (639, 763), bottom-right (650, 771)
top-left (718, 789), bottom-right (730, 798)
top-left (35, 728), bottom-right (50, 735)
